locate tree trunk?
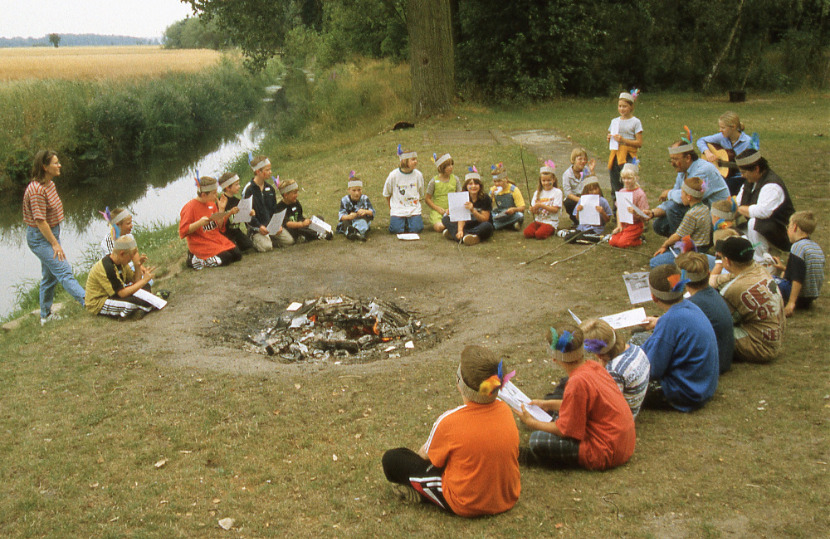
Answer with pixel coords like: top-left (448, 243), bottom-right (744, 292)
top-left (407, 0), bottom-right (455, 118)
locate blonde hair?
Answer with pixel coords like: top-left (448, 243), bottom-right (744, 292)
top-left (579, 319), bottom-right (624, 358)
top-left (570, 148), bottom-right (588, 164)
top-left (713, 227), bottom-right (739, 244)
top-left (790, 210), bottom-right (816, 235)
top-left (719, 111), bottom-right (744, 133)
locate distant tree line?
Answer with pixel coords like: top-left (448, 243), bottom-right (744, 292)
top-left (0, 34), bottom-right (160, 48)
top-left (162, 16), bottom-right (232, 50)
top-left (178, 0), bottom-right (828, 99)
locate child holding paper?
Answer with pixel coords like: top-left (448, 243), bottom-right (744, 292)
top-left (85, 234), bottom-right (158, 319)
top-left (523, 160), bottom-right (562, 240)
top-left (218, 172), bottom-right (255, 252)
top-left (650, 176), bottom-right (711, 268)
top-left (562, 148), bottom-right (595, 221)
top-left (274, 179), bottom-right (333, 246)
top-left (565, 178), bottom-right (612, 241)
top-left (241, 155), bottom-right (280, 252)
top-left (606, 89), bottom-right (643, 202)
top-left (610, 163), bottom-right (649, 248)
top-left (489, 162), bottom-right (526, 231)
top-left (381, 345), bottom-right (520, 517)
top-left (179, 175), bottom-right (242, 270)
top-left (515, 323), bottom-right (636, 470)
top-left (440, 168), bottom-right (494, 246)
top-left (337, 171), bottom-right (375, 241)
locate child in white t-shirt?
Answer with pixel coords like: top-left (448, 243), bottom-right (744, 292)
top-left (383, 145), bottom-right (425, 234)
top-left (523, 160), bottom-right (563, 240)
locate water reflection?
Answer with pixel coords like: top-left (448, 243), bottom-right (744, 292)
top-left (0, 122), bottom-right (265, 318)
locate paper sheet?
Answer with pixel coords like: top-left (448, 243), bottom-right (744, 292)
top-left (234, 196), bottom-right (253, 224)
top-left (578, 194), bottom-right (601, 226)
top-left (133, 288), bottom-right (167, 310)
top-left (623, 272), bottom-right (652, 304)
top-left (447, 191), bottom-right (471, 222)
top-left (308, 216), bottom-right (332, 235)
top-left (266, 209), bottom-right (286, 235)
top-left (600, 307), bottom-right (647, 329)
top-left (286, 302), bottom-right (303, 312)
top-left (617, 191), bottom-right (634, 224)
top-left (498, 381), bottom-right (553, 423)
top-left (609, 117), bottom-right (620, 150)
top-left (396, 233), bottom-right (420, 241)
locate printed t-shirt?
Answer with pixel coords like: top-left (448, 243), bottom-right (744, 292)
top-left (178, 198), bottom-right (236, 259)
top-left (85, 256), bottom-right (136, 314)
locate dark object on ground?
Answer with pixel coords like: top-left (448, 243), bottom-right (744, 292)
top-left (393, 121), bottom-right (415, 130)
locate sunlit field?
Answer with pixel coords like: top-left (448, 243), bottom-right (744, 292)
top-left (0, 46), bottom-right (224, 81)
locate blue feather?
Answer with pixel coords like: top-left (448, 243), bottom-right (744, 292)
top-left (750, 132), bottom-right (760, 151)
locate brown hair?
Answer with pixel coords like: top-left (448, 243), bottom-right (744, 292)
top-left (251, 155), bottom-right (269, 173)
top-left (649, 263), bottom-right (683, 304)
top-left (581, 177), bottom-right (604, 198)
top-left (463, 177), bottom-right (486, 202)
top-left (790, 210), bottom-right (816, 235)
top-left (535, 172), bottom-right (558, 199)
top-left (569, 147), bottom-right (588, 164)
top-left (459, 345), bottom-right (499, 389)
top-left (684, 176), bottom-right (704, 199)
top-left (438, 159), bottom-right (454, 175)
top-left (675, 252), bottom-right (710, 287)
top-left (579, 319), bottom-right (624, 358)
top-left (219, 172), bottom-right (238, 186)
top-left (31, 150), bottom-right (58, 182)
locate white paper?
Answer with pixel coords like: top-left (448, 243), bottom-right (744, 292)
top-left (447, 191), bottom-right (471, 222)
top-left (133, 288), bottom-right (167, 310)
top-left (308, 216), bottom-right (332, 235)
top-left (396, 233), bottom-right (420, 241)
top-left (609, 118), bottom-right (620, 150)
top-left (234, 196), bottom-right (253, 223)
top-left (266, 209), bottom-right (286, 235)
top-left (623, 272), bottom-right (652, 304)
top-left (578, 194), bottom-right (601, 226)
top-left (617, 191), bottom-right (634, 224)
top-left (286, 302), bottom-right (303, 312)
top-left (600, 307), bottom-right (647, 329)
top-left (630, 204), bottom-right (649, 219)
top-left (498, 382), bottom-right (553, 423)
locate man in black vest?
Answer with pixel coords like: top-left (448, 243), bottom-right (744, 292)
top-left (735, 149), bottom-right (795, 262)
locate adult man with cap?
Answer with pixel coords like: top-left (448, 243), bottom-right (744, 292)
top-left (710, 236), bottom-right (785, 363)
top-left (734, 148), bottom-right (795, 263)
top-left (647, 140), bottom-right (728, 238)
top-left (638, 264), bottom-right (719, 412)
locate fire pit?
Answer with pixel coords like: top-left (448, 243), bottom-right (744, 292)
top-left (234, 296), bottom-right (443, 364)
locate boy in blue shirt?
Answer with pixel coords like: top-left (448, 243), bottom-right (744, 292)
top-left (337, 172), bottom-right (375, 241)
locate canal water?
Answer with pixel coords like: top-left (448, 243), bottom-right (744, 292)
top-left (0, 122), bottom-right (265, 319)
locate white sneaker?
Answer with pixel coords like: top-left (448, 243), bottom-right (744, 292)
top-left (40, 312), bottom-right (62, 326)
top-left (462, 234), bottom-right (480, 246)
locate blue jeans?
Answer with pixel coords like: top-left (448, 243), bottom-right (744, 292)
top-left (441, 215), bottom-right (495, 241)
top-left (493, 211), bottom-right (524, 230)
top-left (388, 215), bottom-right (424, 234)
top-left (653, 201), bottom-right (688, 238)
top-left (27, 224), bottom-right (86, 318)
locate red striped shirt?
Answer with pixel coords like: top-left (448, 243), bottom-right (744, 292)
top-left (23, 180), bottom-right (64, 227)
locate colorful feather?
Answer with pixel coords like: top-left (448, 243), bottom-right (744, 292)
top-left (497, 360), bottom-right (503, 379)
top-left (750, 132), bottom-right (760, 151)
top-left (631, 156), bottom-right (640, 165)
top-left (682, 125), bottom-right (693, 145)
top-left (667, 273), bottom-right (690, 292)
top-left (584, 338), bottom-right (608, 354)
top-left (678, 235), bottom-right (696, 253)
top-left (555, 330), bottom-right (574, 353)
top-left (478, 375), bottom-right (502, 396)
top-left (549, 327), bottom-right (559, 351)
top-left (544, 159), bottom-right (556, 172)
top-left (630, 88), bottom-right (640, 101)
top-left (349, 170), bottom-right (356, 179)
top-left (272, 175), bottom-right (280, 188)
top-left (248, 151), bottom-right (254, 165)
top-left (396, 143), bottom-right (402, 157)
top-left (502, 369), bottom-right (516, 386)
top-left (468, 165), bottom-right (478, 174)
top-left (98, 206), bottom-right (111, 223)
top-left (700, 180), bottom-right (707, 193)
top-left (432, 153), bottom-right (437, 163)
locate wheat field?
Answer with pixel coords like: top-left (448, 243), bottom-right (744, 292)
top-left (0, 46), bottom-right (225, 81)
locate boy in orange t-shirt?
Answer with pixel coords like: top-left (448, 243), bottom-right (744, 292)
top-left (381, 345), bottom-right (520, 517)
top-left (516, 323), bottom-right (636, 470)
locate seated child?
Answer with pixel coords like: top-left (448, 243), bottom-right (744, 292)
top-left (275, 179), bottom-right (333, 246)
top-left (638, 264), bottom-right (719, 412)
top-left (771, 210), bottom-right (825, 316)
top-left (179, 176), bottom-right (242, 269)
top-left (441, 168), bottom-right (495, 246)
top-left (381, 345), bottom-right (520, 517)
top-left (676, 251), bottom-right (735, 374)
top-left (563, 177), bottom-right (612, 242)
top-left (424, 153), bottom-right (460, 232)
top-left (711, 196), bottom-right (738, 232)
top-left (610, 163), bottom-right (649, 248)
top-left (650, 177), bottom-right (712, 268)
top-left (216, 172), bottom-right (255, 252)
top-left (516, 323), bottom-right (636, 470)
top-left (711, 236), bottom-right (785, 363)
top-left (561, 148), bottom-right (595, 221)
top-left (580, 319), bottom-right (650, 419)
top-left (85, 234), bottom-right (157, 319)
top-left (241, 154), bottom-right (281, 252)
top-left (383, 145), bottom-right (425, 234)
top-left (709, 227), bottom-right (741, 279)
top-left (523, 160), bottom-right (562, 240)
top-left (489, 162), bottom-right (525, 231)
top-left (337, 171), bottom-right (375, 241)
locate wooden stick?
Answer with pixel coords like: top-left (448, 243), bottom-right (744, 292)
top-left (519, 230), bottom-right (585, 265)
top-left (550, 241), bottom-right (601, 267)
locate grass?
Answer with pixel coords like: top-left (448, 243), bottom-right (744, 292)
top-left (0, 46), bottom-right (224, 81)
top-left (0, 59), bottom-right (827, 536)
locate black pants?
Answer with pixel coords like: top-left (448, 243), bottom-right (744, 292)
top-left (223, 227), bottom-right (254, 252)
top-left (217, 247), bottom-right (242, 265)
top-left (381, 448), bottom-right (452, 512)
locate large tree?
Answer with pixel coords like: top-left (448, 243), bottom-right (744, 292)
top-left (183, 0), bottom-right (454, 117)
top-left (48, 33), bottom-right (60, 48)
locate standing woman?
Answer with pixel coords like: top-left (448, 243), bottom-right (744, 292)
top-left (696, 111), bottom-right (752, 196)
top-left (23, 150), bottom-right (86, 324)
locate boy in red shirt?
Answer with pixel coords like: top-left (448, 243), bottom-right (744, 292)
top-left (381, 345), bottom-right (521, 517)
top-left (516, 323), bottom-right (636, 470)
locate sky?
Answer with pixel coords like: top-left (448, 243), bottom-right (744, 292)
top-left (0, 0), bottom-right (195, 39)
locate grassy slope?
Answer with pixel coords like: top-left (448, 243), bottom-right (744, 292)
top-left (0, 66), bottom-right (828, 537)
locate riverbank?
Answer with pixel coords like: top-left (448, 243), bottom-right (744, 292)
top-left (0, 68), bottom-right (827, 536)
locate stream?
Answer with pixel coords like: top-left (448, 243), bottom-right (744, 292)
top-left (0, 122), bottom-right (266, 319)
